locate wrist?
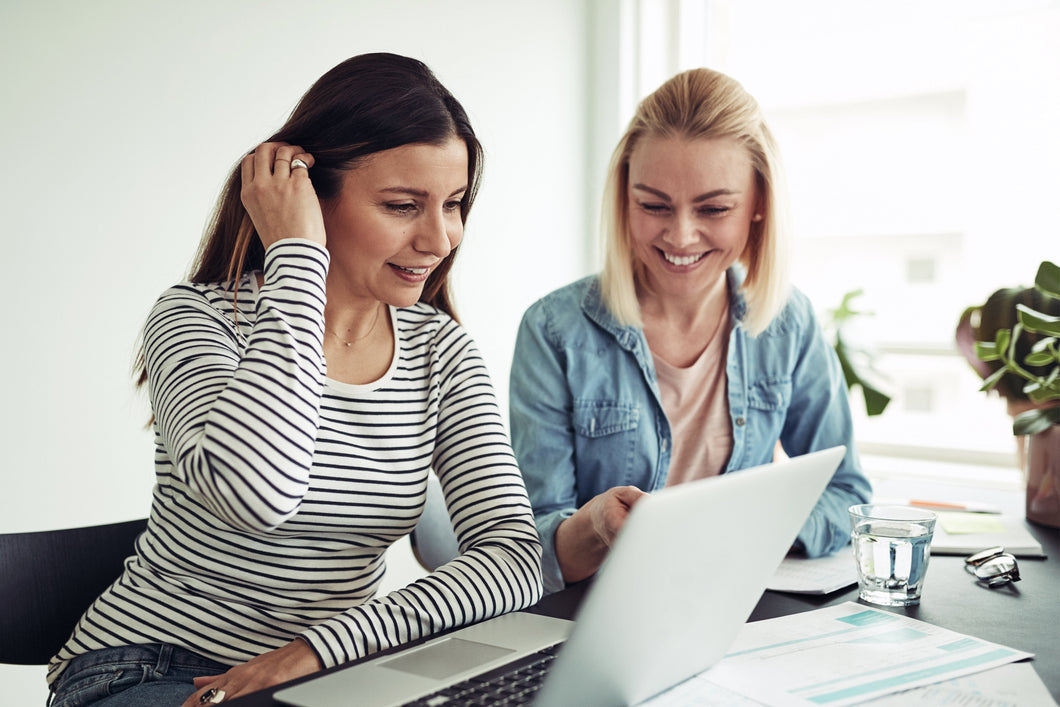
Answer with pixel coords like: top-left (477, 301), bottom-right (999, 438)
top-left (555, 510), bottom-right (608, 583)
top-left (289, 637), bottom-right (324, 674)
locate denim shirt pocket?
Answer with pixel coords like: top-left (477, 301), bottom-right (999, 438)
top-left (746, 379), bottom-right (792, 448)
top-left (573, 401), bottom-right (639, 437)
top-left (571, 401), bottom-right (641, 490)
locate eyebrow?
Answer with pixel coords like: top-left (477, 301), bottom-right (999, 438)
top-left (378, 185), bottom-right (468, 199)
top-left (631, 183), bottom-right (741, 203)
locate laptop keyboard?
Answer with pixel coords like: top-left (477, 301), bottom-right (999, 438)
top-left (405, 643), bottom-right (563, 706)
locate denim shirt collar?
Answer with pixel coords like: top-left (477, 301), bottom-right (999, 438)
top-left (580, 278), bottom-right (643, 353)
top-left (579, 267), bottom-right (749, 350)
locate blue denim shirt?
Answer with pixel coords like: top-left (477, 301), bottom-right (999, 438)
top-left (509, 271), bottom-right (871, 594)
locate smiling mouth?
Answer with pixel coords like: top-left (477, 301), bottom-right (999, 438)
top-left (390, 264), bottom-right (430, 275)
top-left (661, 250), bottom-right (707, 267)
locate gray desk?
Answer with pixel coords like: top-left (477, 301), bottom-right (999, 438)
top-left (226, 518), bottom-right (1059, 705)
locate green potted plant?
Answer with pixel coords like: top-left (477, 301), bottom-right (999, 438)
top-left (966, 260), bottom-right (1060, 527)
top-left (827, 289), bottom-right (892, 417)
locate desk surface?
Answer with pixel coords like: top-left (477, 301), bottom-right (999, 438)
top-left (229, 519), bottom-right (1060, 705)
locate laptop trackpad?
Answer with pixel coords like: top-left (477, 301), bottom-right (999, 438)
top-left (379, 637), bottom-right (515, 680)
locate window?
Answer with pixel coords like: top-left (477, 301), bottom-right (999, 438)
top-left (606, 0), bottom-right (1060, 471)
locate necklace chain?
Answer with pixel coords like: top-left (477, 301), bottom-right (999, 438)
top-left (325, 305), bottom-right (383, 347)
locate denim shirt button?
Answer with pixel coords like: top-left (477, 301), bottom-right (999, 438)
top-left (735, 416), bottom-right (746, 427)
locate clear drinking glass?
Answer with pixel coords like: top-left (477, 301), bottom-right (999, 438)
top-left (849, 504), bottom-right (938, 607)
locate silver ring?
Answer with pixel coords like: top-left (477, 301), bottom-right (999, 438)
top-left (200, 687), bottom-right (226, 704)
top-left (290, 158), bottom-right (309, 170)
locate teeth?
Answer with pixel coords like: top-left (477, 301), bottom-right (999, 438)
top-left (664, 252), bottom-right (705, 266)
top-left (395, 265), bottom-right (428, 275)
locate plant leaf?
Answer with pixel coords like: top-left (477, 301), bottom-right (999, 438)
top-left (1030, 337), bottom-right (1056, 353)
top-left (1028, 386), bottom-right (1060, 403)
top-left (861, 383), bottom-right (891, 416)
top-left (1013, 406), bottom-right (1060, 436)
top-left (974, 341), bottom-right (1001, 361)
top-left (979, 367), bottom-right (1008, 392)
top-left (994, 328), bottom-right (1011, 352)
top-left (1035, 260), bottom-right (1060, 299)
top-left (829, 289), bottom-right (867, 326)
top-left (1025, 351), bottom-right (1057, 367)
top-left (1046, 367), bottom-right (1060, 386)
top-left (1017, 304), bottom-right (1060, 336)
top-left (832, 332), bottom-right (892, 415)
top-left (833, 335), bottom-right (858, 389)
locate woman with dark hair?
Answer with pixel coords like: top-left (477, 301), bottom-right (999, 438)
top-left (47, 53), bottom-right (542, 707)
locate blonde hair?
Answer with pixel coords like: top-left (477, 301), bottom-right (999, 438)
top-left (600, 68), bottom-right (791, 336)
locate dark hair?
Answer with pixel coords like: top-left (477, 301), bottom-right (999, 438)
top-left (136, 53), bottom-right (481, 387)
top-left (194, 52), bottom-right (481, 311)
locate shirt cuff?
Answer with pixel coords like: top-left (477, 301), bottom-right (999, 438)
top-left (536, 508), bottom-right (575, 595)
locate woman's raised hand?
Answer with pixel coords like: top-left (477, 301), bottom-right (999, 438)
top-left (240, 142), bottom-right (327, 250)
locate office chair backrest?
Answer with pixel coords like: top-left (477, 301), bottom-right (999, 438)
top-left (0, 517), bottom-right (148, 665)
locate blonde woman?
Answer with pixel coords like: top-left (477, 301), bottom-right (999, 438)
top-left (510, 68), bottom-right (870, 594)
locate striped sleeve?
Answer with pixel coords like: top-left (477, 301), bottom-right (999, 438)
top-left (144, 240), bottom-right (329, 531)
top-left (301, 317), bottom-right (543, 667)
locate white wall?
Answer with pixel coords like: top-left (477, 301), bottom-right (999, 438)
top-left (0, 0), bottom-right (596, 700)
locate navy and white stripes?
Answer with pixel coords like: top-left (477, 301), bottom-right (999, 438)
top-left (49, 239), bottom-right (542, 684)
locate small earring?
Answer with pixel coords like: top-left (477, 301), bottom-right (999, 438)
top-left (752, 213), bottom-right (763, 222)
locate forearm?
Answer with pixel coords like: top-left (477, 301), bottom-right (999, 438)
top-left (554, 510), bottom-right (609, 584)
top-left (302, 527), bottom-right (542, 667)
top-left (147, 241), bottom-right (329, 529)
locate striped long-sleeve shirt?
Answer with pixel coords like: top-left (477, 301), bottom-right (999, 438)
top-left (48, 240), bottom-right (543, 684)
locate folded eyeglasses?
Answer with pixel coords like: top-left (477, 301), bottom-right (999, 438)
top-left (964, 546), bottom-right (1021, 587)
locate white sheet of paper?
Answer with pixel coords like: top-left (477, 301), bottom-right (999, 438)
top-left (862, 662), bottom-right (1056, 706)
top-left (644, 661), bottom-right (1053, 707)
top-left (767, 552), bottom-right (858, 595)
top-left (642, 602), bottom-right (1034, 707)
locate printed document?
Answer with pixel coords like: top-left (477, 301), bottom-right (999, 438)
top-left (643, 602), bottom-right (1034, 706)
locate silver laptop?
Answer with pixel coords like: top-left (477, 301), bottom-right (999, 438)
top-left (274, 445), bottom-right (846, 707)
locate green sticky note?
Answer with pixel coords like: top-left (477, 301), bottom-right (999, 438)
top-left (937, 511), bottom-right (1005, 535)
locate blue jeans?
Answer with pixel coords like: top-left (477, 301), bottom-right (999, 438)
top-left (49, 644), bottom-right (232, 707)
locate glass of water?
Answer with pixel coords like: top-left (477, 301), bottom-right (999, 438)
top-left (849, 504), bottom-right (938, 607)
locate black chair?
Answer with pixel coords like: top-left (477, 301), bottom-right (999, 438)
top-left (0, 518), bottom-right (148, 665)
